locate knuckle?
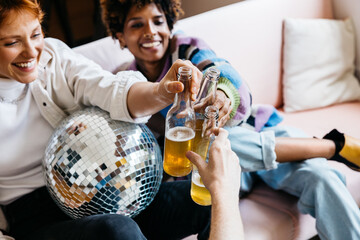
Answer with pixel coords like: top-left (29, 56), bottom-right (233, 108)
top-left (173, 59), bottom-right (182, 65)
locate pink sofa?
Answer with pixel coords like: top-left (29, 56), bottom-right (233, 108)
top-left (73, 0), bottom-right (360, 239)
top-left (0, 0), bottom-right (358, 239)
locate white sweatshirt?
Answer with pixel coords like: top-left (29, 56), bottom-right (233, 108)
top-left (0, 38), bottom-right (149, 205)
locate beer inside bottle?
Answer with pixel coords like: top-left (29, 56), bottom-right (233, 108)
top-left (191, 165), bottom-right (212, 206)
top-left (190, 121), bottom-right (212, 205)
top-left (163, 126), bottom-right (195, 177)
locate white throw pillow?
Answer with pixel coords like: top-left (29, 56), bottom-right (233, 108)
top-left (282, 18), bottom-right (360, 112)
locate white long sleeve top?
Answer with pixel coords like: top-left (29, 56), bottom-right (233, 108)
top-left (33, 38), bottom-right (149, 128)
top-left (0, 38), bottom-right (149, 205)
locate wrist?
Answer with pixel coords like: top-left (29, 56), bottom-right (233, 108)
top-left (211, 187), bottom-right (239, 205)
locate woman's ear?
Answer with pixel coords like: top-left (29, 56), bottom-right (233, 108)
top-left (115, 32), bottom-right (126, 49)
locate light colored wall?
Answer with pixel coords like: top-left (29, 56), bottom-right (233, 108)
top-left (181, 0), bottom-right (243, 18)
top-left (180, 0), bottom-right (359, 77)
top-left (332, 0), bottom-right (360, 77)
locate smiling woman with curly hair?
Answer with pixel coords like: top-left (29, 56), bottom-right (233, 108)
top-left (100, 0), bottom-right (184, 38)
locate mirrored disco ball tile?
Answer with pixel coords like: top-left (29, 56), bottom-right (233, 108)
top-left (43, 107), bottom-right (163, 219)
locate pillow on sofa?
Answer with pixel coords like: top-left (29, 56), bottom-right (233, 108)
top-left (282, 18), bottom-right (360, 112)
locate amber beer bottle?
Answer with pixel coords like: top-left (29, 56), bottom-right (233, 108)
top-left (163, 66), bottom-right (196, 177)
top-left (191, 67), bottom-right (220, 205)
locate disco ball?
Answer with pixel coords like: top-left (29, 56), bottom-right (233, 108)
top-left (43, 107), bottom-right (163, 219)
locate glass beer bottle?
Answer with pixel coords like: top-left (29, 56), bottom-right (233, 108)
top-left (191, 67), bottom-right (220, 206)
top-left (191, 105), bottom-right (219, 206)
top-left (194, 67), bottom-right (220, 118)
top-left (163, 66), bottom-right (196, 177)
top-left (193, 67), bottom-right (220, 160)
top-left (193, 67), bottom-right (220, 154)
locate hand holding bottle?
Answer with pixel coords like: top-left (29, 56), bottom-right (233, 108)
top-left (213, 90), bottom-right (232, 127)
top-left (193, 67), bottom-right (231, 128)
top-left (127, 60), bottom-right (201, 119)
top-left (186, 128), bottom-right (241, 199)
top-left (187, 128), bottom-right (243, 240)
top-left (195, 90), bottom-right (231, 127)
top-left (156, 59), bottom-right (202, 103)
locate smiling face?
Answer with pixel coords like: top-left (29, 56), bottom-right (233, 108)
top-left (116, 3), bottom-right (171, 66)
top-left (0, 10), bottom-right (44, 84)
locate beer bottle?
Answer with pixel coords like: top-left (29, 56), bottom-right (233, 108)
top-left (191, 105), bottom-right (219, 206)
top-left (191, 67), bottom-right (220, 206)
top-left (194, 67), bottom-right (220, 115)
top-left (193, 67), bottom-right (220, 160)
top-left (163, 66), bottom-right (196, 177)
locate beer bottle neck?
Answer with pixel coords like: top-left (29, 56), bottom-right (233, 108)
top-left (202, 105), bottom-right (219, 138)
top-left (174, 78), bottom-right (192, 107)
top-left (174, 67), bottom-right (193, 108)
top-left (165, 66), bottom-right (196, 131)
top-left (196, 68), bottom-right (220, 104)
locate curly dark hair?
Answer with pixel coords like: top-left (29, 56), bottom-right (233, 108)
top-left (100, 0), bottom-right (184, 39)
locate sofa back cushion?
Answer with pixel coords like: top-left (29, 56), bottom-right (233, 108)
top-left (174, 0), bottom-right (333, 107)
top-left (73, 37), bottom-right (134, 74)
top-left (282, 18), bottom-right (360, 112)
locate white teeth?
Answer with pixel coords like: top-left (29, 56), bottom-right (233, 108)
top-left (142, 41), bottom-right (161, 48)
top-left (15, 60), bottom-right (35, 68)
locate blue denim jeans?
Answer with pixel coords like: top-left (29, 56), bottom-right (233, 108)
top-left (2, 181), bottom-right (210, 240)
top-left (227, 125), bottom-right (360, 240)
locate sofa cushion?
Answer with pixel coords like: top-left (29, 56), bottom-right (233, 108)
top-left (282, 18), bottom-right (360, 112)
top-left (279, 101), bottom-right (360, 138)
top-left (73, 37), bottom-right (134, 74)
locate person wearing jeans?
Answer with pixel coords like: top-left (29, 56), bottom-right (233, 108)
top-left (228, 125), bottom-right (360, 239)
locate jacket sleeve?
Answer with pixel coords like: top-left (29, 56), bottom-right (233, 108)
top-left (43, 38), bottom-right (149, 124)
top-left (171, 34), bottom-right (252, 126)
